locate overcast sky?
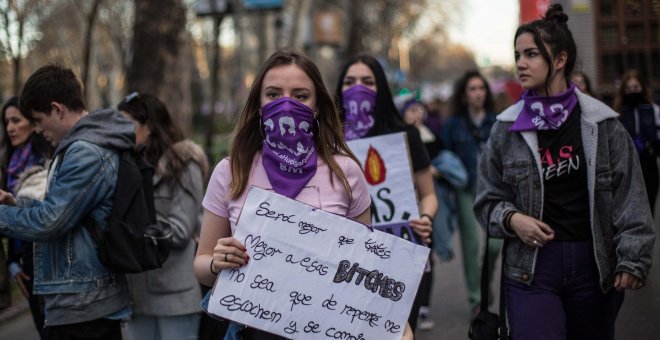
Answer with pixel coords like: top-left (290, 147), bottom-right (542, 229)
top-left (448, 0), bottom-right (519, 68)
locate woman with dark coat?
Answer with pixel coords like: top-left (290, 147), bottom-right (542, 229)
top-left (613, 69), bottom-right (660, 213)
top-left (1, 96), bottom-right (52, 339)
top-left (119, 93), bottom-right (209, 340)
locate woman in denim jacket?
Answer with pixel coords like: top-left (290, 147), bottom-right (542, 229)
top-left (443, 70), bottom-right (500, 316)
top-left (474, 5), bottom-right (655, 340)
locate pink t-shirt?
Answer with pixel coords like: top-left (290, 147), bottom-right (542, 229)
top-left (203, 153), bottom-right (371, 231)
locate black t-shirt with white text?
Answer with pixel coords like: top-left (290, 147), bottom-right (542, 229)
top-left (537, 105), bottom-right (591, 241)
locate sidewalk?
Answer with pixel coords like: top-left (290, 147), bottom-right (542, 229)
top-left (0, 290), bottom-right (30, 324)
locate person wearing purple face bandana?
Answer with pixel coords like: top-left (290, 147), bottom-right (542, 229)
top-left (613, 69), bottom-right (660, 215)
top-left (195, 50), bottom-right (416, 340)
top-left (342, 84), bottom-right (376, 140)
top-left (474, 5), bottom-right (655, 340)
top-left (336, 54), bottom-right (437, 334)
top-left (261, 97), bottom-right (318, 199)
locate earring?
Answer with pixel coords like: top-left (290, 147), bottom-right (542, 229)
top-left (313, 118), bottom-right (320, 137)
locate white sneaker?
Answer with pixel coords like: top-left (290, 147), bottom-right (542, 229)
top-left (418, 317), bottom-right (435, 331)
top-left (417, 313), bottom-right (435, 331)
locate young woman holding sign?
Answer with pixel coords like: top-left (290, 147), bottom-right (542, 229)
top-left (335, 54), bottom-right (437, 332)
top-left (474, 4), bottom-right (655, 339)
top-left (194, 50), bottom-right (413, 339)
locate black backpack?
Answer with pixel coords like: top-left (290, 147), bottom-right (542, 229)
top-left (82, 148), bottom-right (173, 273)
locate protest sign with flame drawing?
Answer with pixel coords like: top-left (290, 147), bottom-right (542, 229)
top-left (346, 132), bottom-right (423, 244)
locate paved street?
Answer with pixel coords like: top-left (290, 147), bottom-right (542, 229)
top-left (1, 202), bottom-right (659, 340)
top-left (417, 199), bottom-right (660, 340)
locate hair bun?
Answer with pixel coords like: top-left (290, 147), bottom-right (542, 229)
top-left (544, 4), bottom-right (568, 24)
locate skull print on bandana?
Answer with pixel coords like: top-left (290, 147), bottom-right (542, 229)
top-left (510, 83), bottom-right (578, 132)
top-left (342, 84), bottom-right (377, 140)
top-left (261, 97), bottom-right (318, 198)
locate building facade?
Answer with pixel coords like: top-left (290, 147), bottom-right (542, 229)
top-left (522, 0), bottom-right (660, 93)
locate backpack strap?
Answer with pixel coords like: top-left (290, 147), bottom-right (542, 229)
top-left (480, 226), bottom-right (509, 339)
top-left (82, 216), bottom-right (103, 244)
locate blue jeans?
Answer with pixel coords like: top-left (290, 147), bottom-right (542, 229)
top-left (506, 240), bottom-right (624, 340)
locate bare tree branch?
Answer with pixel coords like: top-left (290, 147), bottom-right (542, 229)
top-left (82, 0), bottom-right (103, 102)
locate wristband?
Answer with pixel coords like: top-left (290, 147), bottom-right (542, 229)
top-left (420, 213), bottom-right (434, 223)
top-left (503, 211), bottom-right (516, 232)
top-left (210, 258), bottom-right (219, 275)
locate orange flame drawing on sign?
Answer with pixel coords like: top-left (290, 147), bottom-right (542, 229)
top-left (364, 145), bottom-right (386, 185)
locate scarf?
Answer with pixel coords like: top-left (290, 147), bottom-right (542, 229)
top-left (510, 83), bottom-right (578, 132)
top-left (342, 85), bottom-right (377, 140)
top-left (261, 97), bottom-right (318, 199)
top-left (6, 141), bottom-right (41, 194)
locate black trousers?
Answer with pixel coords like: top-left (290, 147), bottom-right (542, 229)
top-left (47, 318), bottom-right (122, 340)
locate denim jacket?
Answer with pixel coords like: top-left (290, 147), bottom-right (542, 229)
top-left (474, 90), bottom-right (656, 292)
top-left (0, 108), bottom-right (134, 324)
top-left (442, 112), bottom-right (496, 190)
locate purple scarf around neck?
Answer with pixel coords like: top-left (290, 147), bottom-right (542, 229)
top-left (6, 140), bottom-right (41, 194)
top-left (510, 83), bottom-right (578, 132)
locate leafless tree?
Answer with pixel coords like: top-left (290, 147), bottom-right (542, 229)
top-left (0, 0), bottom-right (44, 95)
top-left (82, 0), bottom-right (103, 103)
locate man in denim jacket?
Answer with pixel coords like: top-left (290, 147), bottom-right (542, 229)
top-left (0, 65), bottom-right (134, 338)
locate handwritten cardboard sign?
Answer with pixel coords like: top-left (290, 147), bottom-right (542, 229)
top-left (207, 187), bottom-right (430, 339)
top-left (346, 132), bottom-right (419, 227)
top-left (373, 222), bottom-right (423, 245)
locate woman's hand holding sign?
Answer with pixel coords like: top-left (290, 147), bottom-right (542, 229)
top-left (212, 237), bottom-right (249, 273)
top-left (195, 208), bottom-right (249, 287)
top-left (409, 215), bottom-right (432, 244)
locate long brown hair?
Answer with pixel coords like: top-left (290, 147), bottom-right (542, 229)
top-left (613, 69), bottom-right (652, 113)
top-left (229, 50), bottom-right (360, 199)
top-left (451, 70), bottom-right (495, 117)
top-left (118, 93), bottom-right (184, 168)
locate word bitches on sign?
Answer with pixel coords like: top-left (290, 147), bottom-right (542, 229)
top-left (207, 187), bottom-right (429, 339)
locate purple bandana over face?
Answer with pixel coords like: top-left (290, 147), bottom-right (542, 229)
top-left (510, 83), bottom-right (578, 132)
top-left (342, 85), bottom-right (376, 140)
top-left (261, 97), bottom-right (317, 199)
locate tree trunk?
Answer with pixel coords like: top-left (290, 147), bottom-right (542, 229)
top-left (82, 0), bottom-right (103, 104)
top-left (205, 15), bottom-right (223, 155)
top-left (12, 16), bottom-right (24, 96)
top-left (342, 0), bottom-right (365, 63)
top-left (126, 0), bottom-right (191, 133)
